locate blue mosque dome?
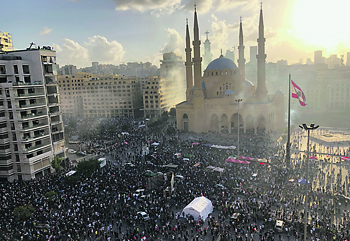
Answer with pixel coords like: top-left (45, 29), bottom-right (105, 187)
top-left (205, 56), bottom-right (237, 71)
top-left (245, 80), bottom-right (254, 87)
top-left (224, 90), bottom-right (234, 95)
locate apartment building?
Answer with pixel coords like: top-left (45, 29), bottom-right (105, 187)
top-left (58, 74), bottom-right (142, 118)
top-left (142, 76), bottom-right (163, 119)
top-left (0, 31), bottom-right (14, 52)
top-left (159, 52), bottom-right (186, 112)
top-left (0, 47), bottom-right (65, 181)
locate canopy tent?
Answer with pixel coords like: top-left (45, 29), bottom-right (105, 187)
top-left (182, 196), bottom-right (213, 221)
top-left (309, 156), bottom-right (318, 160)
top-left (151, 142), bottom-right (159, 146)
top-left (192, 142), bottom-right (200, 145)
top-left (211, 145), bottom-right (236, 150)
top-left (298, 179), bottom-right (310, 184)
top-left (207, 166), bottom-right (225, 172)
top-left (238, 156), bottom-right (253, 160)
top-left (225, 158), bottom-right (250, 164)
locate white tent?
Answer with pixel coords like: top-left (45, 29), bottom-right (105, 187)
top-left (182, 196), bottom-right (213, 221)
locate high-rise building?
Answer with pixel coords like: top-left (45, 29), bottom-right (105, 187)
top-left (314, 50), bottom-right (324, 64)
top-left (0, 31), bottom-right (14, 52)
top-left (142, 76), bottom-right (163, 119)
top-left (202, 31), bottom-right (213, 70)
top-left (59, 64), bottom-right (77, 75)
top-left (347, 52), bottom-right (350, 66)
top-left (249, 46), bottom-right (257, 64)
top-left (58, 73), bottom-right (142, 118)
top-left (0, 47), bottom-right (65, 181)
top-left (159, 52), bottom-right (186, 111)
top-left (225, 50), bottom-right (235, 63)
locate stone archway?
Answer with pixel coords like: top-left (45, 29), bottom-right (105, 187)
top-left (210, 114), bottom-right (219, 132)
top-left (230, 113), bottom-right (243, 133)
top-left (257, 115), bottom-right (266, 134)
top-left (245, 114), bottom-right (254, 133)
top-left (182, 113), bottom-right (189, 132)
top-left (220, 114), bottom-right (228, 133)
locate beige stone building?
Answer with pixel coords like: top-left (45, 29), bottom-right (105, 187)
top-left (0, 31), bottom-right (14, 52)
top-left (176, 7), bottom-right (285, 134)
top-left (58, 74), bottom-right (142, 118)
top-left (0, 47), bottom-right (65, 181)
top-left (142, 76), bottom-right (163, 119)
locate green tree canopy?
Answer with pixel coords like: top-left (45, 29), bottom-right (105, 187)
top-left (51, 155), bottom-right (63, 172)
top-left (76, 158), bottom-right (101, 176)
top-left (169, 108), bottom-right (176, 117)
top-left (13, 204), bottom-right (35, 221)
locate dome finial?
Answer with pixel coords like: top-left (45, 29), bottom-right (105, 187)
top-left (220, 49), bottom-right (224, 58)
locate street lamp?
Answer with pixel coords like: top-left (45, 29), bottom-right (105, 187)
top-left (299, 123), bottom-right (319, 241)
top-left (235, 99), bottom-right (243, 156)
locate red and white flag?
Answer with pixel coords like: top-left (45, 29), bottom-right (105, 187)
top-left (291, 80), bottom-right (306, 106)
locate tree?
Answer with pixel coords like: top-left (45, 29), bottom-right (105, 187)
top-left (166, 126), bottom-right (176, 135)
top-left (45, 191), bottom-right (57, 202)
top-left (13, 204), bottom-right (35, 221)
top-left (169, 108), bottom-right (176, 117)
top-left (161, 112), bottom-right (169, 122)
top-left (76, 158), bottom-right (101, 176)
top-left (51, 155), bottom-right (63, 172)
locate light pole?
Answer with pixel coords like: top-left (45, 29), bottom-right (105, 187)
top-left (299, 123), bottom-right (319, 241)
top-left (235, 99), bottom-right (243, 156)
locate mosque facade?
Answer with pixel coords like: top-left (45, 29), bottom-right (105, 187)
top-left (176, 6), bottom-right (285, 134)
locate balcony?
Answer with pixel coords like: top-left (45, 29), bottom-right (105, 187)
top-left (16, 102), bottom-right (47, 109)
top-left (13, 81), bottom-right (43, 86)
top-left (15, 92), bottom-right (45, 98)
top-left (19, 112), bottom-right (46, 120)
top-left (22, 132), bottom-right (49, 142)
top-left (50, 120), bottom-right (62, 125)
top-left (24, 142), bottom-right (51, 152)
top-left (49, 111), bottom-right (61, 117)
top-left (0, 138), bottom-right (10, 145)
top-left (51, 127), bottom-right (63, 134)
top-left (20, 123), bottom-right (48, 131)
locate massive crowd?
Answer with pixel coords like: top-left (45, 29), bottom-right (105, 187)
top-left (1, 117), bottom-right (350, 241)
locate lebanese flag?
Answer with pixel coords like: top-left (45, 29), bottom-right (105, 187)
top-left (291, 80), bottom-right (306, 106)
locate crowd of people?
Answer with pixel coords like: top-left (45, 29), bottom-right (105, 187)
top-left (1, 117), bottom-right (350, 241)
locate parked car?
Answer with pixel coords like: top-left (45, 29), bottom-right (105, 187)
top-left (137, 211), bottom-right (150, 221)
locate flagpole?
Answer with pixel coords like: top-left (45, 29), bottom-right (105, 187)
top-left (286, 74), bottom-right (291, 167)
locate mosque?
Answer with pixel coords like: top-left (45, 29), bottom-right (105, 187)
top-left (176, 6), bottom-right (285, 134)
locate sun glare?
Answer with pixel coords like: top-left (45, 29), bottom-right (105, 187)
top-left (291, 0), bottom-right (350, 50)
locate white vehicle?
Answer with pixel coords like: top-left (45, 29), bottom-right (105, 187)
top-left (124, 162), bottom-right (135, 167)
top-left (68, 149), bottom-right (76, 154)
top-left (175, 175), bottom-right (184, 181)
top-left (275, 220), bottom-right (284, 232)
top-left (133, 189), bottom-right (145, 197)
top-left (98, 158), bottom-right (106, 168)
top-left (137, 211), bottom-right (150, 221)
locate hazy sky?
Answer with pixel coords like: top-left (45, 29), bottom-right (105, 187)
top-left (3, 0), bottom-right (350, 68)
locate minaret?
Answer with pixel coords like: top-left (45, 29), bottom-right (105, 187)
top-left (203, 31), bottom-right (213, 69)
top-left (185, 19), bottom-right (193, 100)
top-left (238, 17), bottom-right (245, 83)
top-left (256, 4), bottom-right (268, 101)
top-left (192, 5), bottom-right (203, 97)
